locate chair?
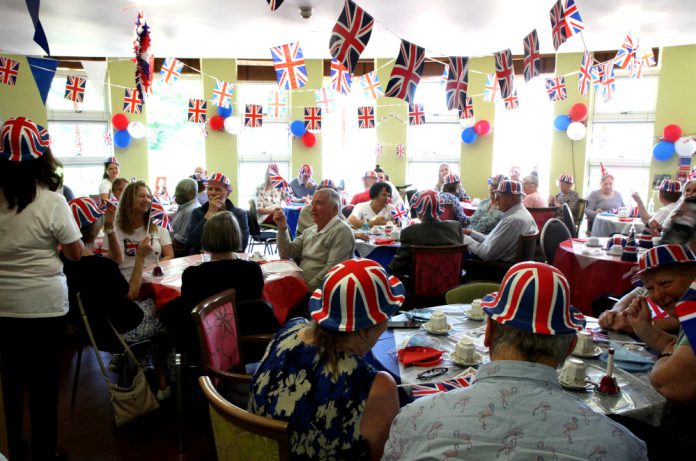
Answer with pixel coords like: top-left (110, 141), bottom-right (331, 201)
top-left (574, 199), bottom-right (586, 233)
top-left (199, 375), bottom-right (290, 461)
top-left (246, 210), bottom-right (277, 255)
top-left (561, 203), bottom-right (577, 238)
top-left (439, 204), bottom-right (455, 221)
top-left (445, 282), bottom-right (500, 304)
top-left (341, 205), bottom-right (353, 220)
top-left (248, 199), bottom-right (277, 231)
top-left (527, 207), bottom-right (562, 233)
top-left (461, 231), bottom-right (539, 283)
top-left (409, 244), bottom-right (468, 305)
top-left (540, 218), bottom-right (572, 263)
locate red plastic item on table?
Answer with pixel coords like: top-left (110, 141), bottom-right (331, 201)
top-left (397, 346), bottom-right (443, 366)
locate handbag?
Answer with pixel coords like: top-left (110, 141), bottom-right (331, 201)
top-left (78, 293), bottom-right (160, 426)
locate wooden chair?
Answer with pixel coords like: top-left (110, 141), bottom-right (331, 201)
top-left (409, 244), bottom-right (468, 306)
top-left (540, 218), bottom-right (572, 263)
top-left (461, 231), bottom-right (539, 283)
top-left (445, 282), bottom-right (500, 304)
top-left (199, 375), bottom-right (290, 461)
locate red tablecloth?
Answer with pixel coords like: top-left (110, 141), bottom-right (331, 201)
top-left (553, 239), bottom-right (639, 315)
top-left (141, 255), bottom-right (308, 326)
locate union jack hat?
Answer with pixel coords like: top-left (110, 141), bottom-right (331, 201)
top-left (632, 244), bottom-right (696, 285)
top-left (409, 190), bottom-right (443, 219)
top-left (104, 156), bottom-right (119, 166)
top-left (363, 170), bottom-right (379, 180)
top-left (557, 173), bottom-right (574, 185)
top-left (496, 180), bottom-right (525, 196)
top-left (319, 179), bottom-right (335, 189)
top-left (267, 163), bottom-right (279, 175)
top-left (68, 197), bottom-right (104, 229)
top-left (488, 174), bottom-right (508, 185)
top-left (658, 179), bottom-right (682, 193)
top-left (481, 262), bottom-right (586, 335)
top-left (621, 230), bottom-right (638, 262)
top-left (309, 258), bottom-right (405, 332)
top-left (443, 173), bottom-right (460, 185)
top-left (298, 164), bottom-right (313, 177)
top-left (605, 235), bottom-right (628, 250)
top-left (0, 117), bottom-right (50, 162)
top-left (207, 172), bottom-right (232, 191)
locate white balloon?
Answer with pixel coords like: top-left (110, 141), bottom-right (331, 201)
top-left (675, 137), bottom-right (696, 157)
top-left (224, 116), bottom-right (243, 134)
top-left (459, 116), bottom-right (476, 128)
top-left (566, 122), bottom-right (586, 141)
top-left (127, 121), bottom-right (146, 139)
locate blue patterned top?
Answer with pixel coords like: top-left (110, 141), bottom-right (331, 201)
top-left (469, 198), bottom-right (503, 234)
top-left (248, 318), bottom-right (378, 460)
top-left (438, 192), bottom-right (470, 225)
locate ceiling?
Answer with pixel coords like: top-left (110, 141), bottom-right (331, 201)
top-left (2, 0), bottom-right (696, 60)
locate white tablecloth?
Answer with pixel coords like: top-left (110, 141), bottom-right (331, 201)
top-left (591, 214), bottom-right (645, 237)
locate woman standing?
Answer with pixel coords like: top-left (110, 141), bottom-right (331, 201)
top-left (0, 117), bottom-right (84, 460)
top-left (585, 172), bottom-right (625, 233)
top-left (98, 156), bottom-right (120, 202)
top-left (469, 174), bottom-right (507, 234)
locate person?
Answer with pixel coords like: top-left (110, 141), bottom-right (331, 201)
top-left (548, 173), bottom-right (580, 214)
top-left (98, 156), bottom-right (120, 202)
top-left (585, 172), bottom-right (625, 233)
top-left (434, 163), bottom-right (469, 200)
top-left (154, 176), bottom-right (171, 204)
top-left (522, 174), bottom-right (548, 208)
top-left (661, 195), bottom-right (696, 251)
top-left (350, 170), bottom-right (380, 205)
top-left (463, 180), bottom-right (538, 262)
top-left (273, 188), bottom-right (355, 290)
top-left (509, 165), bottom-right (521, 182)
top-left (254, 162), bottom-right (289, 225)
top-left (296, 179), bottom-right (344, 236)
top-left (389, 190), bottom-right (463, 276)
top-left (468, 174), bottom-right (506, 234)
top-left (348, 182), bottom-right (396, 229)
top-left (111, 177), bottom-right (129, 202)
top-left (248, 258), bottom-right (402, 460)
top-left (289, 164), bottom-right (317, 203)
top-left (103, 180), bottom-right (174, 279)
top-left (185, 172), bottom-right (249, 254)
top-left (374, 165), bottom-right (403, 207)
top-left (191, 172), bottom-right (208, 205)
top-left (382, 262), bottom-right (647, 461)
top-left (194, 165), bottom-right (207, 179)
top-left (632, 179), bottom-right (682, 231)
top-left (438, 173), bottom-right (470, 225)
top-left (661, 178), bottom-right (696, 231)
top-left (0, 117), bottom-right (84, 461)
top-left (170, 177), bottom-right (200, 257)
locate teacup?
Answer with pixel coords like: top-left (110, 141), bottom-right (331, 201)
top-left (608, 245), bottom-right (623, 256)
top-left (469, 299), bottom-right (484, 317)
top-left (587, 237), bottom-right (600, 246)
top-left (574, 331), bottom-right (594, 355)
top-left (455, 337), bottom-right (475, 363)
top-left (429, 311), bottom-right (448, 331)
top-left (390, 229), bottom-right (401, 241)
top-left (560, 358), bottom-right (586, 386)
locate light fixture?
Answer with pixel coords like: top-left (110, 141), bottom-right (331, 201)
top-left (299, 6), bottom-right (313, 19)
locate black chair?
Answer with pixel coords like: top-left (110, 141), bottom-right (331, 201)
top-left (561, 203), bottom-right (577, 238)
top-left (541, 218), bottom-right (572, 263)
top-left (461, 231), bottom-right (539, 283)
top-left (341, 205), bottom-right (353, 219)
top-left (246, 210), bottom-right (277, 255)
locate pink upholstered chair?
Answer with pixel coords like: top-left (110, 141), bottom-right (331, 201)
top-left (410, 244), bottom-right (468, 302)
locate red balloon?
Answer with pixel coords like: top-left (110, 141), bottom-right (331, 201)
top-left (568, 103), bottom-right (588, 122)
top-left (663, 124), bottom-right (682, 143)
top-left (112, 113), bottom-right (129, 131)
top-left (474, 120), bottom-right (491, 135)
top-left (302, 131), bottom-right (317, 147)
top-left (209, 115), bottom-right (224, 131)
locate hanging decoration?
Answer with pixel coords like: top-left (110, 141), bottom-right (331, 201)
top-left (613, 32), bottom-right (638, 71)
top-left (223, 117), bottom-right (243, 135)
top-left (245, 104), bottom-right (264, 128)
top-left (482, 74), bottom-right (499, 103)
top-left (522, 29), bottom-right (541, 82)
top-left (330, 59), bottom-right (352, 96)
top-left (329, 0), bottom-right (374, 74)
top-left (112, 113), bottom-right (129, 131)
top-left (385, 39), bottom-right (425, 104)
top-left (25, 0), bottom-right (51, 55)
top-left (315, 87), bottom-right (336, 114)
top-left (74, 126), bottom-right (83, 156)
top-left (474, 120), bottom-right (491, 136)
top-left (460, 96), bottom-right (474, 120)
top-left (211, 79), bottom-right (234, 108)
top-left (209, 115), bottom-right (225, 131)
top-left (187, 99), bottom-right (207, 124)
top-left (566, 122), bottom-right (586, 141)
top-left (114, 129), bottom-right (132, 149)
top-left (301, 131), bottom-right (316, 147)
top-left (374, 143), bottom-right (383, 158)
top-left (0, 57), bottom-right (20, 86)
top-left (217, 104), bottom-right (233, 119)
top-left (544, 76), bottom-right (567, 102)
top-left (27, 57), bottom-right (58, 105)
top-left (395, 144), bottom-right (405, 160)
top-left (494, 49), bottom-right (514, 99)
top-left (104, 129), bottom-right (113, 147)
top-left (562, 0), bottom-right (585, 37)
top-left (266, 91), bottom-right (288, 119)
top-left (356, 71), bottom-right (383, 99)
top-left (445, 57), bottom-right (469, 112)
top-left (577, 52), bottom-right (596, 98)
top-left (123, 88), bottom-right (143, 114)
top-left (133, 9), bottom-right (153, 102)
top-left (304, 107), bottom-right (322, 131)
top-left (408, 104), bottom-right (425, 126)
top-left (358, 106), bottom-right (375, 129)
top-left (568, 103), bottom-right (588, 122)
top-left (159, 57), bottom-right (183, 84)
top-left (270, 42), bottom-right (308, 90)
top-left (64, 76), bottom-right (86, 103)
top-left (503, 90), bottom-right (519, 110)
top-left (127, 121), bottom-right (146, 139)
top-left (289, 120), bottom-right (306, 137)
top-left (266, 0), bottom-right (284, 11)
top-left (461, 128), bottom-right (477, 144)
top-left (553, 115), bottom-right (571, 131)
top-left (599, 61), bottom-right (616, 103)
top-left (549, 0), bottom-right (568, 51)
top-left (675, 137), bottom-right (696, 157)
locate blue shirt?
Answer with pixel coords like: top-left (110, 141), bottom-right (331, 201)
top-left (383, 360), bottom-right (647, 461)
top-left (289, 177), bottom-right (316, 202)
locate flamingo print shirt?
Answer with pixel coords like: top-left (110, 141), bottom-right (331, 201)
top-left (382, 361), bottom-right (647, 461)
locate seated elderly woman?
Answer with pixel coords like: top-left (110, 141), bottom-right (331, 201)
top-left (254, 162), bottom-right (289, 225)
top-left (438, 173), bottom-right (470, 225)
top-left (248, 258), bottom-right (402, 460)
top-left (348, 182), bottom-right (396, 228)
top-left (548, 173), bottom-right (580, 213)
top-left (522, 174), bottom-right (547, 208)
top-left (468, 174), bottom-right (506, 234)
top-left (585, 172), bottom-right (625, 233)
top-left (632, 179), bottom-right (682, 230)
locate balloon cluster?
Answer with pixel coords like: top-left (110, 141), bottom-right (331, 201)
top-left (289, 119), bottom-right (317, 148)
top-left (461, 120), bottom-right (491, 144)
top-left (209, 105), bottom-right (242, 135)
top-left (653, 124), bottom-right (695, 161)
top-left (111, 113), bottom-right (146, 149)
top-left (553, 103), bottom-right (588, 141)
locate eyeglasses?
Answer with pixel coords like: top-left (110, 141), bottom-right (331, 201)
top-left (417, 367), bottom-right (448, 380)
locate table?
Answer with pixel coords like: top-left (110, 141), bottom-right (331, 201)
top-left (282, 205), bottom-right (303, 239)
top-left (141, 254), bottom-right (309, 325)
top-left (591, 214), bottom-right (645, 237)
top-left (354, 235), bottom-right (400, 268)
top-left (553, 238), bottom-right (640, 315)
top-left (372, 304), bottom-right (668, 426)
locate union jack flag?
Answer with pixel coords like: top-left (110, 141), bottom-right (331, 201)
top-left (411, 370), bottom-right (477, 398)
top-left (483, 74), bottom-right (499, 103)
top-left (187, 98), bottom-right (207, 123)
top-left (522, 29), bottom-right (541, 82)
top-left (391, 202), bottom-right (408, 222)
top-left (494, 49), bottom-right (514, 99)
top-left (64, 76), bottom-right (86, 103)
top-left (123, 88), bottom-right (143, 114)
top-left (270, 42), bottom-right (308, 90)
top-left (460, 96), bottom-right (474, 120)
top-left (266, 0), bottom-right (284, 11)
top-left (212, 79), bottom-right (234, 108)
top-left (245, 104), bottom-right (263, 128)
top-left (330, 59), bottom-right (352, 96)
top-left (395, 143), bottom-right (405, 159)
top-left (445, 56), bottom-right (469, 112)
top-left (614, 32), bottom-right (638, 70)
top-left (639, 46), bottom-right (657, 68)
top-left (385, 39), bottom-right (425, 104)
top-left (591, 64), bottom-right (604, 92)
top-left (270, 175), bottom-right (289, 191)
top-left (358, 106), bottom-right (374, 129)
top-left (357, 71), bottom-right (383, 99)
top-left (314, 87), bottom-right (336, 114)
top-left (149, 199), bottom-right (171, 231)
top-left (329, 0), bottom-right (374, 74)
top-left (0, 57), bottom-right (19, 86)
top-left (563, 0), bottom-right (584, 36)
top-left (545, 76), bottom-right (567, 101)
top-left (304, 107), bottom-right (322, 131)
top-left (408, 103), bottom-right (425, 126)
top-left (503, 89), bottom-right (519, 110)
top-left (549, 0), bottom-right (568, 51)
top-left (266, 90), bottom-right (288, 119)
top-left (600, 61), bottom-right (616, 103)
top-left (159, 57), bottom-right (183, 84)
top-left (578, 51), bottom-right (596, 98)
top-left (69, 197), bottom-right (104, 228)
top-left (440, 65), bottom-right (448, 85)
top-left (676, 281), bottom-right (696, 347)
top-left (104, 129), bottom-right (112, 146)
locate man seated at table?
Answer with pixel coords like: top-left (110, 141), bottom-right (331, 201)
top-left (289, 164), bottom-right (317, 204)
top-left (170, 178), bottom-right (200, 257)
top-left (388, 190), bottom-right (462, 276)
top-left (382, 262), bottom-right (647, 460)
top-left (463, 180), bottom-right (538, 261)
top-left (273, 188), bottom-right (355, 290)
top-left (350, 170), bottom-right (380, 206)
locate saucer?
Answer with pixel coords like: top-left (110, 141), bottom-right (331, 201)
top-left (465, 311), bottom-right (485, 321)
top-left (448, 351), bottom-right (484, 366)
top-left (585, 242), bottom-right (603, 248)
top-left (572, 345), bottom-right (602, 359)
top-left (559, 378), bottom-right (592, 391)
top-left (422, 322), bottom-right (453, 335)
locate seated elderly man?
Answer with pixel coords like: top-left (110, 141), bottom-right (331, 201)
top-left (463, 180), bottom-right (538, 261)
top-left (350, 170), bottom-right (380, 206)
top-left (289, 164), bottom-right (317, 204)
top-left (273, 188), bottom-right (355, 290)
top-left (382, 262), bottom-right (646, 460)
top-left (170, 178), bottom-right (200, 257)
top-left (388, 190), bottom-right (462, 276)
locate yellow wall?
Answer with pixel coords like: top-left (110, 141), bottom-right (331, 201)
top-left (0, 53), bottom-right (50, 125)
top-left (376, 58), bottom-right (407, 187)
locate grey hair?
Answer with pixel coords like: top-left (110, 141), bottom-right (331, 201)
top-left (522, 175), bottom-right (539, 187)
top-left (489, 322), bottom-right (575, 366)
top-left (202, 211), bottom-right (242, 253)
top-left (175, 178), bottom-right (198, 197)
top-left (315, 188), bottom-right (341, 213)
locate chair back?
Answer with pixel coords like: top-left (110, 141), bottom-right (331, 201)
top-left (561, 203), bottom-right (577, 238)
top-left (341, 205), bottom-right (353, 219)
top-left (527, 207), bottom-right (561, 233)
top-left (439, 204), bottom-right (455, 221)
top-left (540, 218), bottom-right (572, 263)
top-left (516, 231), bottom-right (539, 262)
top-left (445, 282), bottom-right (500, 304)
top-left (248, 199), bottom-right (258, 220)
top-left (573, 199), bottom-right (586, 224)
top-left (410, 244), bottom-right (467, 297)
top-left (199, 375), bottom-right (290, 461)
top-left (247, 210), bottom-right (261, 239)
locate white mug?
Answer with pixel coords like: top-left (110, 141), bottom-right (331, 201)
top-left (575, 331), bottom-right (593, 355)
top-left (560, 358), bottom-right (586, 385)
top-left (470, 299), bottom-right (484, 317)
top-left (455, 338), bottom-right (475, 362)
top-left (588, 237), bottom-right (600, 246)
top-left (430, 311), bottom-right (447, 330)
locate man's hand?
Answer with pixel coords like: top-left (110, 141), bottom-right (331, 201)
top-left (463, 229), bottom-right (473, 236)
top-left (273, 208), bottom-right (287, 229)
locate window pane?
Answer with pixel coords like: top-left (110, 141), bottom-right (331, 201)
top-left (594, 76), bottom-right (658, 114)
top-left (407, 161), bottom-right (460, 192)
top-left (588, 122), bottom-right (654, 162)
top-left (413, 79), bottom-right (454, 118)
top-left (238, 83), bottom-right (291, 159)
top-left (587, 164), bottom-right (651, 210)
top-left (47, 74), bottom-right (105, 111)
top-left (237, 161), bottom-right (290, 209)
top-left (61, 164), bottom-right (105, 198)
top-left (408, 123), bottom-right (461, 161)
top-left (48, 121), bottom-right (111, 159)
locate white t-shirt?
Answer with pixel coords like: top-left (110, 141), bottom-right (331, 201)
top-left (0, 188), bottom-right (82, 318)
top-left (349, 201), bottom-right (396, 223)
top-left (103, 224), bottom-right (172, 280)
top-left (98, 177), bottom-right (112, 195)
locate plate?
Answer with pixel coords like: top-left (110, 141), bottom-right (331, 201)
top-left (448, 351), bottom-right (485, 366)
top-left (572, 345), bottom-right (602, 359)
top-left (559, 378), bottom-right (593, 391)
top-left (422, 322), bottom-right (453, 335)
top-left (465, 311), bottom-right (485, 321)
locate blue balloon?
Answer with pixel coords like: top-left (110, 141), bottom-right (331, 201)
top-left (217, 105), bottom-right (233, 118)
top-left (461, 127), bottom-right (477, 144)
top-left (114, 129), bottom-right (131, 149)
top-left (653, 141), bottom-right (675, 161)
top-left (553, 114), bottom-right (571, 131)
top-left (290, 120), bottom-right (306, 137)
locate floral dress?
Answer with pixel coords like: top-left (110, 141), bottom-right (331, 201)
top-left (438, 191), bottom-right (470, 225)
top-left (554, 190), bottom-right (580, 214)
top-left (469, 198), bottom-right (503, 234)
top-left (248, 318), bottom-right (377, 460)
top-left (254, 184), bottom-right (288, 224)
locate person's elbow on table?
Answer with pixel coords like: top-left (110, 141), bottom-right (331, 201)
top-left (650, 346), bottom-right (696, 403)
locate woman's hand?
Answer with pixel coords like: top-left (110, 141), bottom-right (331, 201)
top-left (631, 191), bottom-right (644, 205)
top-left (136, 236), bottom-right (154, 259)
top-left (354, 232), bottom-right (369, 241)
top-left (273, 208), bottom-right (288, 229)
top-left (625, 296), bottom-right (653, 338)
top-left (103, 201), bottom-right (116, 227)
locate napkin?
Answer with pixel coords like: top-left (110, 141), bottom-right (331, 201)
top-left (618, 217), bottom-right (634, 222)
top-left (609, 341), bottom-right (653, 364)
top-left (599, 212), bottom-right (616, 216)
top-left (374, 237), bottom-right (396, 245)
top-left (397, 346), bottom-right (443, 366)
